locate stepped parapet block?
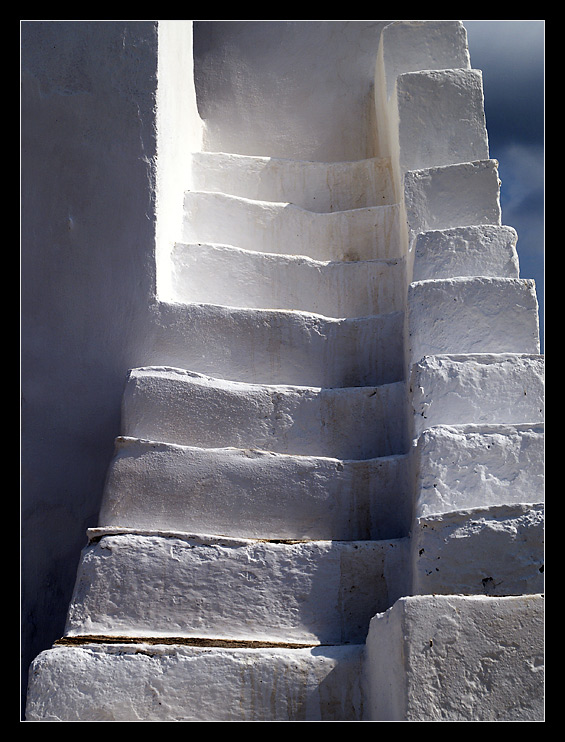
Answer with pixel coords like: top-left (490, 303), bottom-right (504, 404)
top-left (145, 301), bottom-right (405, 388)
top-left (410, 502), bottom-right (544, 597)
top-left (414, 423), bottom-right (544, 518)
top-left (377, 21), bottom-right (470, 102)
top-left (411, 225), bottom-right (519, 282)
top-left (26, 641), bottom-right (366, 722)
top-left (190, 152), bottom-right (396, 211)
top-left (403, 160), bottom-right (501, 243)
top-left (364, 594), bottom-right (544, 721)
top-left (121, 367), bottom-right (409, 459)
top-left (394, 68), bottom-right (489, 174)
top-left (64, 531), bottom-right (410, 646)
top-left (170, 242), bottom-right (406, 317)
top-left (407, 276), bottom-right (540, 364)
top-left (99, 437), bottom-right (412, 541)
top-left (182, 191), bottom-right (402, 261)
top-left (410, 354), bottom-right (544, 439)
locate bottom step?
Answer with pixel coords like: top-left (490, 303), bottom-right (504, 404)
top-left (26, 641), bottom-right (365, 721)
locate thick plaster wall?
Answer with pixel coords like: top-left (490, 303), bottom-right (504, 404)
top-left (20, 20), bottom-right (163, 712)
top-left (193, 21), bottom-right (389, 162)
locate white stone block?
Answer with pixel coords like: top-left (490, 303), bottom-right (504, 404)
top-left (414, 423), bottom-right (544, 517)
top-left (99, 436), bottom-right (412, 541)
top-left (377, 21), bottom-right (470, 102)
top-left (410, 354), bottom-right (544, 438)
top-left (182, 191), bottom-right (402, 261)
top-left (403, 160), bottom-right (501, 242)
top-left (26, 642), bottom-right (365, 721)
top-left (64, 531), bottom-right (410, 646)
top-left (411, 225), bottom-right (519, 281)
top-left (395, 69), bottom-right (489, 174)
top-left (364, 594), bottom-right (544, 721)
top-left (121, 366), bottom-right (409, 459)
top-left (411, 502), bottom-right (544, 597)
top-left (144, 301), bottom-right (405, 388)
top-left (190, 152), bottom-right (395, 211)
top-left (170, 242), bottom-right (406, 318)
top-left (407, 277), bottom-right (540, 364)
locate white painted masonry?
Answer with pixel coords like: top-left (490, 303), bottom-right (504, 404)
top-left (24, 21), bottom-right (544, 721)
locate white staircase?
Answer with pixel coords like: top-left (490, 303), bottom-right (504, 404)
top-left (26, 21), bottom-right (544, 722)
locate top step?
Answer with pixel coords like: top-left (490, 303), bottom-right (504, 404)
top-left (190, 152), bottom-right (396, 212)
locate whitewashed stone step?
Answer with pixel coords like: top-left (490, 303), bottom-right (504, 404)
top-left (182, 191), bottom-right (402, 261)
top-left (410, 502), bottom-right (544, 597)
top-left (26, 641), bottom-right (365, 721)
top-left (190, 151), bottom-right (395, 211)
top-left (411, 225), bottom-right (519, 282)
top-left (145, 301), bottom-right (405, 388)
top-left (407, 277), bottom-right (540, 365)
top-left (99, 437), bottom-right (412, 541)
top-left (64, 531), bottom-right (410, 646)
top-left (170, 242), bottom-right (406, 317)
top-left (121, 367), bottom-right (409, 459)
top-left (414, 423), bottom-right (545, 518)
top-left (364, 594), bottom-right (544, 721)
top-left (410, 354), bottom-right (545, 439)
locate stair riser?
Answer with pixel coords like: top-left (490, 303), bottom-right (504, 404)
top-left (65, 533), bottom-right (410, 645)
top-left (190, 152), bottom-right (395, 212)
top-left (145, 301), bottom-right (405, 387)
top-left (122, 368), bottom-right (409, 459)
top-left (99, 437), bottom-right (412, 541)
top-left (182, 191), bottom-right (402, 261)
top-left (26, 643), bottom-right (366, 722)
top-left (171, 242), bottom-right (406, 318)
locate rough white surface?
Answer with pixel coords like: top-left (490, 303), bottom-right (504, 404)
top-left (364, 594), bottom-right (544, 721)
top-left (26, 642), bottom-right (365, 721)
top-left (411, 225), bottom-right (519, 282)
top-left (411, 502), bottom-right (544, 596)
top-left (170, 242), bottom-right (406, 317)
top-left (64, 532), bottom-right (410, 645)
top-left (100, 437), bottom-right (412, 541)
top-left (190, 152), bottom-right (395, 211)
top-left (145, 301), bottom-right (405, 388)
top-left (121, 366), bottom-right (408, 459)
top-left (182, 191), bottom-right (402, 261)
top-left (414, 423), bottom-right (545, 517)
top-left (395, 69), bottom-right (488, 174)
top-left (407, 277), bottom-right (540, 365)
top-left (410, 354), bottom-right (544, 438)
top-left (403, 160), bottom-right (501, 242)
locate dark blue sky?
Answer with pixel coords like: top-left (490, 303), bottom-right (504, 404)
top-left (463, 20), bottom-right (544, 349)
